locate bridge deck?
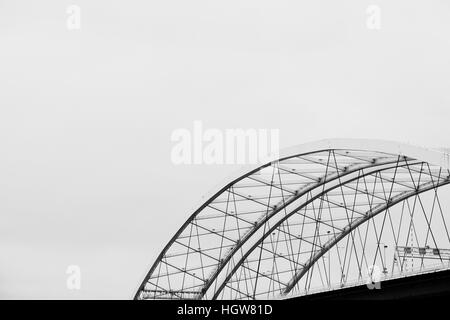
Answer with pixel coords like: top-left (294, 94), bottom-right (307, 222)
top-left (289, 268), bottom-right (450, 300)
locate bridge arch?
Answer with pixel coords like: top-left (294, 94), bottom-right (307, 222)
top-left (135, 139), bottom-right (450, 300)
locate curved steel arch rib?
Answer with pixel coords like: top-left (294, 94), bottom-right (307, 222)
top-left (282, 177), bottom-right (450, 295)
top-left (210, 161), bottom-right (450, 299)
top-left (135, 140), bottom-right (450, 300)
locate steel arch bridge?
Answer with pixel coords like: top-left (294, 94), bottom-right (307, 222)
top-left (135, 139), bottom-right (450, 300)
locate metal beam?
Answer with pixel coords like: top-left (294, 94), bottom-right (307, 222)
top-left (281, 178), bottom-right (450, 295)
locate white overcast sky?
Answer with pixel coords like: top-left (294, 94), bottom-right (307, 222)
top-left (0, 1), bottom-right (450, 299)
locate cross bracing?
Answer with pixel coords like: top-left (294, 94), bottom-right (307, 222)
top-left (135, 140), bottom-right (450, 300)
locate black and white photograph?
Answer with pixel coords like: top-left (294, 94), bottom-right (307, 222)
top-left (1, 0), bottom-right (450, 316)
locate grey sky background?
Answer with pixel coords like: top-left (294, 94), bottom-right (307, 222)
top-left (0, 1), bottom-right (449, 299)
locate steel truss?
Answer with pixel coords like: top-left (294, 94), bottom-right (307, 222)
top-left (135, 140), bottom-right (450, 300)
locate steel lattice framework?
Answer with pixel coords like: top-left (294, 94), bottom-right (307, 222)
top-left (135, 139), bottom-right (450, 300)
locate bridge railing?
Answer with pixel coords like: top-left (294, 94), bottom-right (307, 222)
top-left (285, 262), bottom-right (450, 300)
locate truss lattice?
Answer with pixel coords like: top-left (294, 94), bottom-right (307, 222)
top-left (135, 140), bottom-right (450, 300)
